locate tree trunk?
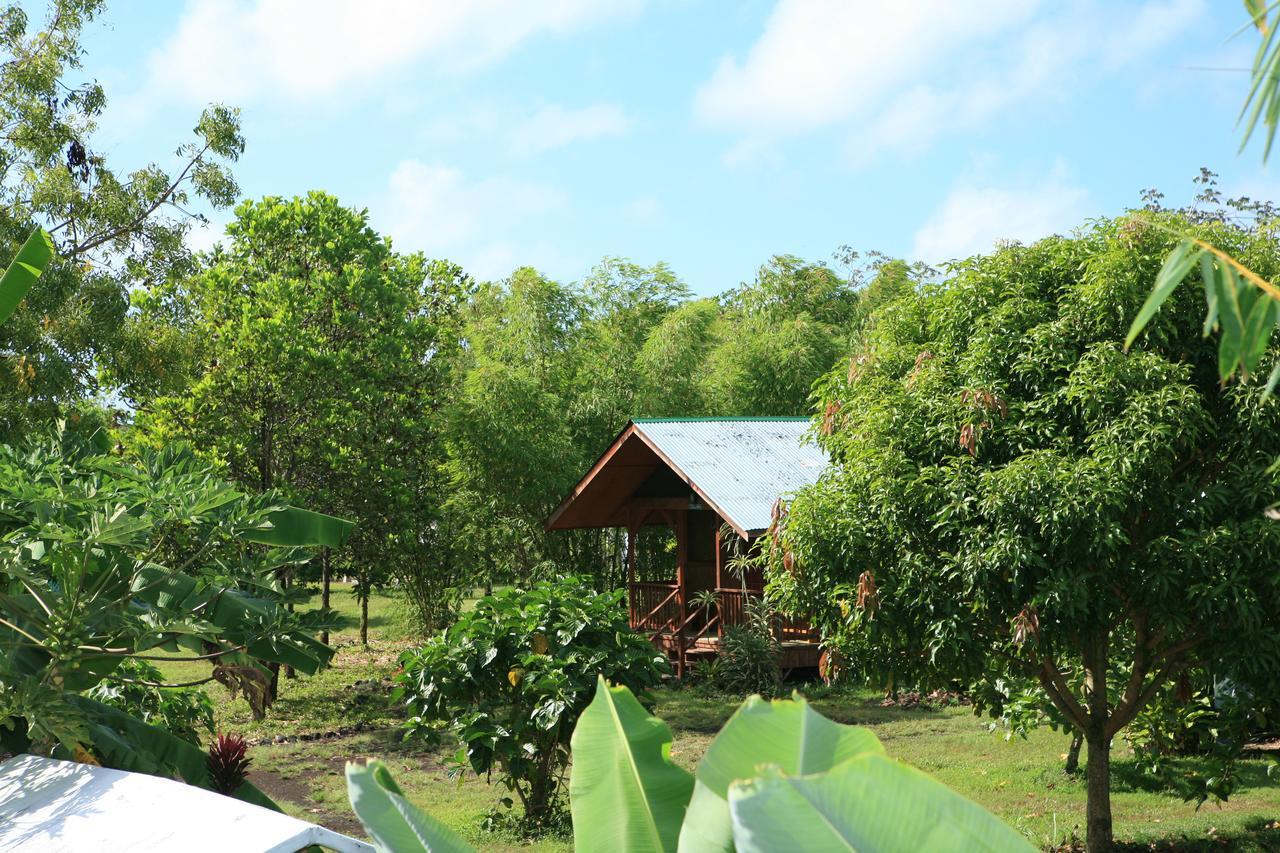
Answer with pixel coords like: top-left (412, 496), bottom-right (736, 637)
top-left (1085, 732), bottom-right (1113, 852)
top-left (1065, 731), bottom-right (1083, 774)
top-left (320, 548), bottom-right (331, 646)
top-left (360, 590), bottom-right (369, 645)
top-left (1084, 629), bottom-right (1113, 853)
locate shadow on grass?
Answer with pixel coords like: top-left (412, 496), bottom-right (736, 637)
top-left (1114, 816), bottom-right (1280, 852)
top-left (655, 684), bottom-right (943, 733)
top-left (1111, 754), bottom-right (1278, 798)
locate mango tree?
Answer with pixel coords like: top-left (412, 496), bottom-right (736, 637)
top-left (770, 214), bottom-right (1280, 852)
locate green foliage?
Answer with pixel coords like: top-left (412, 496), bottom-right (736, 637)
top-left (678, 689), bottom-right (884, 851)
top-left (1241, 0), bottom-right (1280, 161)
top-left (569, 676), bottom-right (693, 853)
top-left (395, 578), bottom-right (669, 829)
top-left (774, 213), bottom-right (1280, 846)
top-left (350, 679), bottom-right (1034, 853)
top-left (0, 427), bottom-right (347, 798)
top-left (347, 759), bottom-right (475, 853)
top-left (135, 192), bottom-right (469, 635)
top-left (0, 228), bottom-right (53, 324)
top-left (713, 622), bottom-right (780, 699)
top-left (87, 658), bottom-right (214, 745)
top-left (0, 2), bottom-right (244, 437)
top-left (1126, 233), bottom-right (1280, 393)
top-left (442, 253), bottom-right (906, 591)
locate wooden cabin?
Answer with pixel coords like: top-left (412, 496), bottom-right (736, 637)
top-left (546, 418), bottom-right (827, 674)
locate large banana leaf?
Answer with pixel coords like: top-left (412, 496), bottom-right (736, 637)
top-left (243, 506), bottom-right (355, 547)
top-left (727, 754), bottom-right (1036, 853)
top-left (570, 675), bottom-right (694, 853)
top-left (69, 695), bottom-right (280, 812)
top-left (347, 759), bottom-right (475, 853)
top-left (0, 228), bottom-right (54, 324)
top-left (678, 693), bottom-right (883, 853)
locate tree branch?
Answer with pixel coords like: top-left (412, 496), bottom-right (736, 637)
top-left (1036, 656), bottom-right (1089, 731)
top-left (64, 142), bottom-right (211, 258)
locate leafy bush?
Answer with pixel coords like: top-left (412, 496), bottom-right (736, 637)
top-left (87, 659), bottom-right (214, 746)
top-left (348, 677), bottom-right (1035, 852)
top-left (395, 577), bottom-right (668, 830)
top-left (1123, 677), bottom-right (1280, 805)
top-left (714, 602), bottom-right (781, 697)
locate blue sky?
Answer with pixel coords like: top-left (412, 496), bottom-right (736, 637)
top-left (75, 0), bottom-right (1275, 295)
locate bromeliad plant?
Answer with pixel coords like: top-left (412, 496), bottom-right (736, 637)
top-left (349, 675), bottom-right (1035, 852)
top-left (395, 578), bottom-right (668, 830)
top-left (0, 427), bottom-right (352, 808)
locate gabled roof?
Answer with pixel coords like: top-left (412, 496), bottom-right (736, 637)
top-left (545, 417), bottom-right (827, 537)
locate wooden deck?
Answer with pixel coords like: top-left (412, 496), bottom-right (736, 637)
top-left (629, 582), bottom-right (820, 674)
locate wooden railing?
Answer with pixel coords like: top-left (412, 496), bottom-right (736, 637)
top-left (714, 588), bottom-right (821, 644)
top-left (629, 581), bottom-right (680, 634)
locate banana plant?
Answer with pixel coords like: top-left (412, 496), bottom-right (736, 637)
top-left (0, 228), bottom-right (54, 325)
top-left (347, 675), bottom-right (1035, 852)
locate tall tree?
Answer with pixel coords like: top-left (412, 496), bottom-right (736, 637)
top-left (0, 1), bottom-right (243, 437)
top-left (703, 255), bottom-right (858, 415)
top-left (770, 214), bottom-right (1280, 852)
top-left (135, 193), bottom-right (467, 644)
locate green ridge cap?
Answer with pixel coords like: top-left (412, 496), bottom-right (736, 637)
top-left (632, 416), bottom-right (811, 423)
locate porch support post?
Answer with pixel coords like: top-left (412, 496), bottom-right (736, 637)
top-left (714, 522), bottom-right (723, 591)
top-left (675, 509), bottom-right (688, 676)
top-left (626, 509), bottom-right (639, 629)
top-left (714, 522), bottom-right (723, 638)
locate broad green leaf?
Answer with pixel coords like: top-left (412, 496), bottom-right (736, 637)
top-left (1218, 265), bottom-right (1246, 380)
top-left (1126, 240), bottom-right (1200, 349)
top-left (347, 759), bottom-right (475, 853)
top-left (677, 693), bottom-right (884, 853)
top-left (1243, 293), bottom-right (1277, 375)
top-left (243, 506), bottom-right (355, 547)
top-left (1200, 253), bottom-right (1219, 337)
top-left (0, 228), bottom-right (54, 324)
top-left (570, 675), bottom-right (693, 853)
top-left (728, 754), bottom-right (1035, 853)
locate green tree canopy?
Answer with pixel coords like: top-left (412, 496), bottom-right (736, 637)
top-left (771, 214), bottom-right (1280, 851)
top-left (135, 192), bottom-right (469, 635)
top-left (0, 1), bottom-right (244, 437)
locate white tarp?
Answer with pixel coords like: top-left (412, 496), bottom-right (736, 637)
top-left (0, 754), bottom-right (375, 852)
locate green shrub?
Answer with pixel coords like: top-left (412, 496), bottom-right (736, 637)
top-left (395, 577), bottom-right (668, 832)
top-left (714, 602), bottom-right (780, 697)
top-left (88, 659), bottom-right (215, 746)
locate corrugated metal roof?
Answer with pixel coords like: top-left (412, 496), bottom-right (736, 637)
top-left (632, 418), bottom-right (827, 533)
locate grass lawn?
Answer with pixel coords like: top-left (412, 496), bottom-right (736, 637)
top-left (156, 585), bottom-right (1280, 851)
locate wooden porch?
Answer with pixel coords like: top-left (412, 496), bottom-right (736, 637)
top-left (628, 581), bottom-right (821, 674)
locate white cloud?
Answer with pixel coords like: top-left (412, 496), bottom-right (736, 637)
top-left (142, 0), bottom-right (641, 105)
top-left (378, 159), bottom-right (569, 280)
top-left (695, 0), bottom-right (1036, 134)
top-left (510, 104), bottom-right (633, 155)
top-left (911, 173), bottom-right (1090, 263)
top-left (696, 0), bottom-right (1208, 165)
